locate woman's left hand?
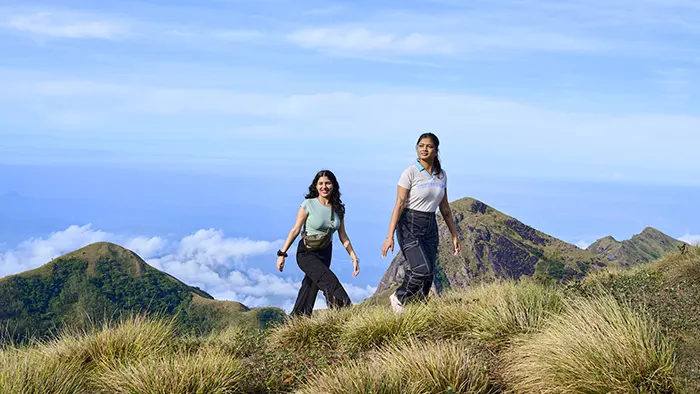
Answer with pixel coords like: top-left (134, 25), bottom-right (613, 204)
top-left (352, 259), bottom-right (360, 276)
top-left (452, 236), bottom-right (461, 256)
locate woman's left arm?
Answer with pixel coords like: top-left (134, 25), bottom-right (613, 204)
top-left (337, 218), bottom-right (360, 276)
top-left (439, 189), bottom-right (462, 255)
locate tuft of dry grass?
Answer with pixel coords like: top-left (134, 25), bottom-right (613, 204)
top-left (502, 295), bottom-right (678, 394)
top-left (267, 306), bottom-right (357, 351)
top-left (0, 347), bottom-right (87, 394)
top-left (40, 314), bottom-right (176, 372)
top-left (296, 339), bottom-right (495, 394)
top-left (93, 347), bottom-right (247, 394)
top-left (340, 303), bottom-right (435, 352)
top-left (654, 245), bottom-right (700, 287)
top-left (432, 281), bottom-right (565, 346)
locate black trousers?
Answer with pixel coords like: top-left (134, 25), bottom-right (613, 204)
top-left (394, 208), bottom-right (439, 304)
top-left (291, 239), bottom-right (352, 317)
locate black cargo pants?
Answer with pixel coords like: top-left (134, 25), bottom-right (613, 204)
top-left (394, 208), bottom-right (439, 304)
top-left (291, 239), bottom-right (352, 317)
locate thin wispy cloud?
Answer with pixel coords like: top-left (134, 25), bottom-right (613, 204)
top-left (304, 5), bottom-right (345, 16)
top-left (212, 29), bottom-right (264, 42)
top-left (3, 76), bottom-right (700, 184)
top-left (288, 28), bottom-right (454, 55)
top-left (5, 11), bottom-right (127, 39)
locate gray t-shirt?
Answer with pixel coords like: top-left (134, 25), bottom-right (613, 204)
top-left (301, 198), bottom-right (340, 236)
top-left (398, 161), bottom-right (447, 212)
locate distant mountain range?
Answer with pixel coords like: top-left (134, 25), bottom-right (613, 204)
top-left (1, 197), bottom-right (687, 342)
top-left (374, 197), bottom-right (686, 297)
top-left (0, 242), bottom-right (284, 343)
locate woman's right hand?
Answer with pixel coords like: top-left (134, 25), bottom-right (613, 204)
top-left (382, 237), bottom-right (394, 258)
top-left (276, 256), bottom-right (286, 272)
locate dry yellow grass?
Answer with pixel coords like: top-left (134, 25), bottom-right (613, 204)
top-left (297, 339), bottom-right (495, 394)
top-left (339, 303), bottom-right (435, 352)
top-left (267, 306), bottom-right (357, 351)
top-left (41, 314), bottom-right (176, 371)
top-left (502, 295), bottom-right (678, 393)
top-left (0, 347), bottom-right (87, 394)
top-left (431, 280), bottom-right (565, 346)
top-left (93, 347), bottom-right (247, 394)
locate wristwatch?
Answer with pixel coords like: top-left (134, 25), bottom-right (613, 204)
top-left (277, 250), bottom-right (288, 257)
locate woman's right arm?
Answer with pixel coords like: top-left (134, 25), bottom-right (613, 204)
top-left (277, 206), bottom-right (308, 272)
top-left (382, 186), bottom-right (409, 258)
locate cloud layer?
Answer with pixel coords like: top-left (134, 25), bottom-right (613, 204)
top-left (0, 225), bottom-right (377, 311)
top-left (6, 11), bottom-right (127, 39)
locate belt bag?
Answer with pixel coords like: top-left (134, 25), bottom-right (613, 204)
top-left (302, 204), bottom-right (335, 250)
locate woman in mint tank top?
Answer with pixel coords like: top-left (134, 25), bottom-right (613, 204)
top-left (381, 133), bottom-right (462, 314)
top-left (275, 170), bottom-right (361, 317)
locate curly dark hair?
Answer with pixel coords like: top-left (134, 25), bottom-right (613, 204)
top-left (304, 169), bottom-right (346, 220)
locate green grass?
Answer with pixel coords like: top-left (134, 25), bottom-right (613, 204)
top-left (340, 303), bottom-right (435, 352)
top-left (566, 246), bottom-right (700, 392)
top-left (296, 340), bottom-right (495, 394)
top-left (267, 306), bottom-right (356, 351)
top-left (430, 280), bottom-right (565, 347)
top-left (502, 295), bottom-right (678, 393)
top-left (0, 347), bottom-right (87, 394)
top-left (2, 251), bottom-right (698, 393)
top-left (42, 314), bottom-right (176, 372)
top-left (93, 348), bottom-right (248, 394)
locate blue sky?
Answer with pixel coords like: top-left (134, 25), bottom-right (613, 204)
top-left (0, 0), bottom-right (699, 311)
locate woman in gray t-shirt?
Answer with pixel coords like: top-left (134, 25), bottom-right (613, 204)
top-left (276, 170), bottom-right (360, 317)
top-left (381, 133), bottom-right (461, 313)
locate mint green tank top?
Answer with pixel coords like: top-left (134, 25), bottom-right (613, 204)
top-left (301, 198), bottom-right (340, 236)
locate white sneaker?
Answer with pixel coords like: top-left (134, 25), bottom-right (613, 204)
top-left (389, 293), bottom-right (404, 314)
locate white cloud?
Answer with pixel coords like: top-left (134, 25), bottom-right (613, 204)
top-left (6, 11), bottom-right (127, 39)
top-left (678, 234), bottom-right (700, 246)
top-left (124, 236), bottom-right (166, 259)
top-left (5, 79), bottom-right (699, 184)
top-left (177, 229), bottom-right (283, 269)
top-left (575, 240), bottom-right (592, 249)
top-left (345, 284), bottom-right (378, 303)
top-left (287, 28), bottom-right (454, 55)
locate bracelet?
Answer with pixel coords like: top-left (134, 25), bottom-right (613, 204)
top-left (277, 249), bottom-right (288, 258)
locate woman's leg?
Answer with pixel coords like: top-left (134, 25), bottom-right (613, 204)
top-left (291, 274), bottom-right (320, 317)
top-left (394, 210), bottom-right (436, 304)
top-left (295, 243), bottom-right (351, 314)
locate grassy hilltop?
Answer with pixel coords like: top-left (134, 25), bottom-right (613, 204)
top-left (1, 246), bottom-right (699, 393)
top-left (0, 242), bottom-right (285, 343)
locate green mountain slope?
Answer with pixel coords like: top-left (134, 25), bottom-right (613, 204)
top-left (0, 242), bottom-right (284, 342)
top-left (374, 197), bottom-right (685, 298)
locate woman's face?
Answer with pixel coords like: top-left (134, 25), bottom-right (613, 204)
top-left (417, 137), bottom-right (436, 161)
top-left (316, 176), bottom-right (334, 198)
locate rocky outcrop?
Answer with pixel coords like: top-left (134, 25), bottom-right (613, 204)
top-left (374, 197), bottom-right (683, 297)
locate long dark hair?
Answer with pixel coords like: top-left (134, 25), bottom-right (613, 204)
top-left (304, 169), bottom-right (346, 219)
top-left (417, 132), bottom-right (443, 178)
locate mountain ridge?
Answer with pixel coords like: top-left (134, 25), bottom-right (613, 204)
top-left (586, 226), bottom-right (685, 268)
top-left (374, 197), bottom-right (685, 298)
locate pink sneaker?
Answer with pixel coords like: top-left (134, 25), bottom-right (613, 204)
top-left (389, 293), bottom-right (404, 314)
